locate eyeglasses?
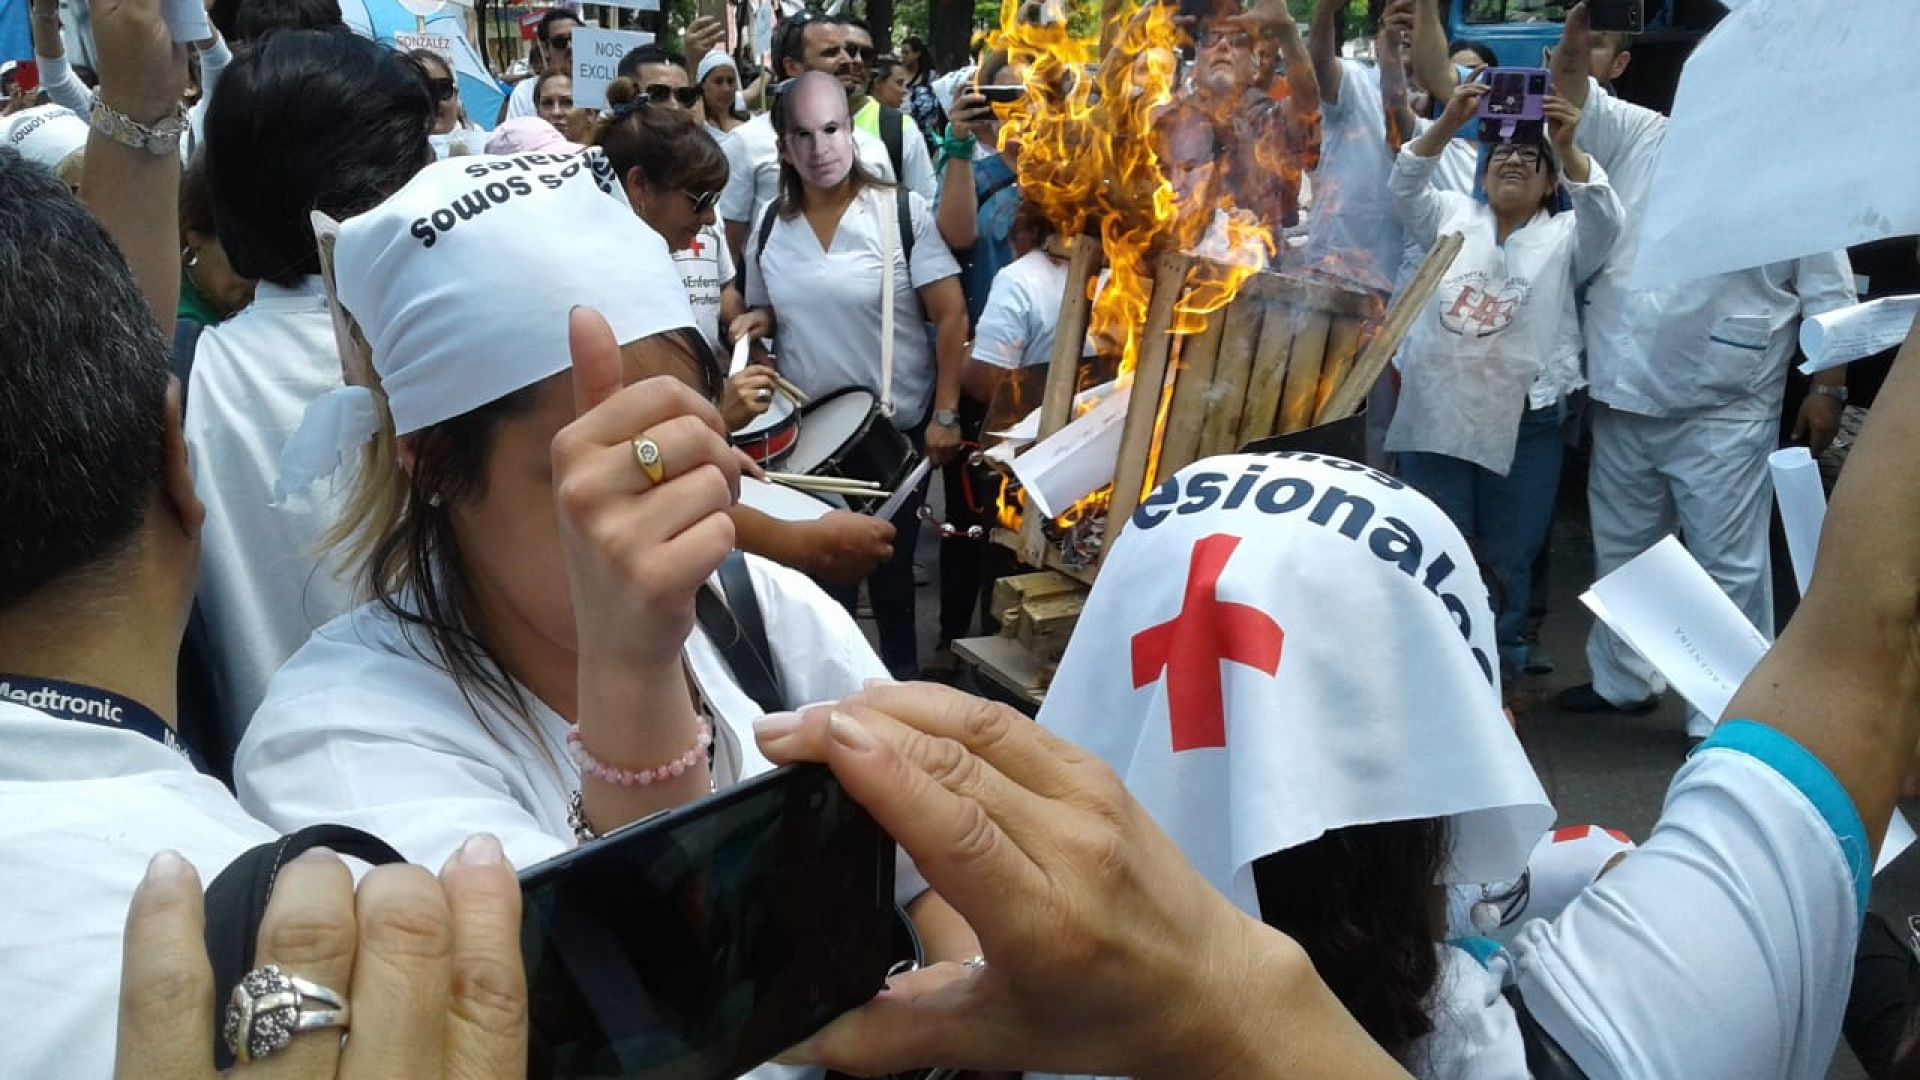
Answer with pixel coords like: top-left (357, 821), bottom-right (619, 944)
top-left (428, 77), bottom-right (457, 103)
top-left (847, 44), bottom-right (874, 62)
top-left (1488, 143), bottom-right (1545, 167)
top-left (644, 83), bottom-right (704, 108)
top-left (1200, 28), bottom-right (1253, 51)
top-left (681, 189), bottom-right (722, 214)
top-left (548, 34), bottom-right (572, 51)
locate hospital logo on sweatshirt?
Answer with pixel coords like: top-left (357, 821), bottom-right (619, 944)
top-left (1438, 270), bottom-right (1531, 338)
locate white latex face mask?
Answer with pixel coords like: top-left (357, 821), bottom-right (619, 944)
top-left (783, 76), bottom-right (855, 191)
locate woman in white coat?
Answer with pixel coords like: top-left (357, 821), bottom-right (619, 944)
top-left (233, 153), bottom-right (972, 993)
top-left (1388, 79), bottom-right (1621, 682)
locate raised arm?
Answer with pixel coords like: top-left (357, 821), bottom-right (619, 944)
top-left (31, 0), bottom-right (96, 113)
top-left (1376, 0), bottom-right (1419, 150)
top-left (1256, 0), bottom-right (1319, 124)
top-left (1725, 313), bottom-right (1920, 856)
top-left (80, 0), bottom-right (189, 340)
top-left (1549, 1), bottom-right (1594, 109)
top-left (1545, 95), bottom-right (1621, 283)
top-left (1409, 0), bottom-right (1456, 107)
top-left (1307, 0), bottom-right (1350, 107)
top-left (1392, 80), bottom-right (1481, 244)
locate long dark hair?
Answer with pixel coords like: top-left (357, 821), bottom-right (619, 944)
top-left (1251, 818), bottom-right (1450, 1061)
top-left (770, 76), bottom-right (890, 219)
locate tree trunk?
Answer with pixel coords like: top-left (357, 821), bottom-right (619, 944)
top-left (928, 0), bottom-right (974, 72)
top-left (866, 0), bottom-right (896, 50)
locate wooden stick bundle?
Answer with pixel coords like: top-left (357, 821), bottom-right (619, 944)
top-left (1020, 236), bottom-right (1105, 567)
top-left (1200, 294), bottom-right (1263, 459)
top-left (1103, 253), bottom-right (1193, 552)
top-left (1317, 232), bottom-right (1465, 422)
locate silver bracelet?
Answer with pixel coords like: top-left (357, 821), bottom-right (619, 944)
top-left (89, 97), bottom-right (188, 156)
top-left (567, 788), bottom-right (600, 843)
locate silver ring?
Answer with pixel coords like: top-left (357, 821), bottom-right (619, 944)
top-left (756, 388), bottom-right (774, 402)
top-left (223, 963), bottom-right (350, 1064)
top-left (962, 954), bottom-right (987, 973)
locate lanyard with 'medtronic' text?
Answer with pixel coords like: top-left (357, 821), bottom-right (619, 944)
top-left (0, 673), bottom-right (206, 773)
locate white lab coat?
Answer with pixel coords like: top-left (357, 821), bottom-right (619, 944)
top-left (0, 703), bottom-right (275, 1079)
top-left (1386, 146), bottom-right (1622, 475)
top-left (186, 278), bottom-right (359, 752)
top-left (1572, 80), bottom-right (1855, 731)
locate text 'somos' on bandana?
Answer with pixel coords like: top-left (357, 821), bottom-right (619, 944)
top-left (279, 149), bottom-right (697, 497)
top-left (3, 105), bottom-right (86, 175)
top-left (1038, 453), bottom-right (1553, 916)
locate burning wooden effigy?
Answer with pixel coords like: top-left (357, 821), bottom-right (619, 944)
top-left (960, 1), bottom-right (1464, 698)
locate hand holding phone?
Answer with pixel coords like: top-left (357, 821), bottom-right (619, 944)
top-left (1477, 66), bottom-right (1549, 144)
top-left (519, 765), bottom-right (897, 1078)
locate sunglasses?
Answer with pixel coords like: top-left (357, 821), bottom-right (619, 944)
top-left (681, 189), bottom-right (722, 214)
top-left (548, 34), bottom-right (572, 51)
top-left (645, 83), bottom-right (704, 108)
top-left (428, 77), bottom-right (457, 103)
top-left (847, 44), bottom-right (874, 61)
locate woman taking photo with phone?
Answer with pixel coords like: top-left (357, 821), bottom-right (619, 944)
top-left (731, 71), bottom-right (969, 678)
top-left (232, 156), bottom-right (964, 992)
top-left (1388, 78), bottom-right (1621, 685)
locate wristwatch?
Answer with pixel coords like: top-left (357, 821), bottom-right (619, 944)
top-left (89, 98), bottom-right (188, 156)
top-left (932, 408), bottom-right (961, 428)
top-left (1809, 384), bottom-right (1850, 405)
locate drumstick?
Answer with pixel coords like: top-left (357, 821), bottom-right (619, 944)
top-left (729, 335), bottom-right (752, 377)
top-left (767, 474), bottom-right (893, 498)
top-left (772, 374), bottom-right (810, 405)
top-left (764, 471), bottom-right (886, 492)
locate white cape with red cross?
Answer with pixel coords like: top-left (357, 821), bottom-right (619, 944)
top-left (1037, 453), bottom-right (1554, 916)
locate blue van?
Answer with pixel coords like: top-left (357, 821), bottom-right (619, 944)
top-left (1442, 0), bottom-right (1726, 112)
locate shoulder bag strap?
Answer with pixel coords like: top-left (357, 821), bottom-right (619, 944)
top-left (693, 551), bottom-right (787, 714)
top-left (203, 824), bottom-right (408, 1069)
top-left (876, 188), bottom-right (898, 418)
top-left (1502, 985), bottom-right (1590, 1080)
top-left (880, 105), bottom-right (906, 186)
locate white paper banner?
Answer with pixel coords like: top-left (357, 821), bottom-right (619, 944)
top-left (1630, 0), bottom-right (1920, 290)
top-left (1799, 296), bottom-right (1920, 375)
top-left (1580, 536), bottom-right (1768, 723)
top-left (1581, 535), bottom-right (1915, 873)
top-left (1010, 385), bottom-right (1131, 521)
top-left (161, 0), bottom-right (211, 44)
top-left (1768, 447), bottom-right (1826, 600)
top-left (573, 27), bottom-right (656, 111)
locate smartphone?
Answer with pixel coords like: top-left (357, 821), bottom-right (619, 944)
top-left (979, 84), bottom-right (1026, 105)
top-left (519, 765), bottom-right (897, 1079)
top-left (1477, 66), bottom-right (1548, 144)
top-left (1587, 0), bottom-right (1645, 34)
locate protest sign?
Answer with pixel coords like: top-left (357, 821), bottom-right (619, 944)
top-left (1799, 296), bottom-right (1920, 375)
top-left (572, 26), bottom-right (654, 111)
top-left (395, 31), bottom-right (453, 60)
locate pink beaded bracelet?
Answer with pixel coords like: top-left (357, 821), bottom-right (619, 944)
top-left (567, 720), bottom-right (712, 787)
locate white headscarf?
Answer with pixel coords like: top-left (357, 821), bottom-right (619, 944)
top-left (3, 105), bottom-right (87, 177)
top-left (1037, 452), bottom-right (1554, 916)
top-left (277, 149), bottom-right (696, 496)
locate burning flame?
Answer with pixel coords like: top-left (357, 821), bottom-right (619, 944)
top-left (985, 0), bottom-right (1338, 541)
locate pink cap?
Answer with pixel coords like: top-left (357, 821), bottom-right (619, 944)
top-left (483, 117), bottom-right (586, 157)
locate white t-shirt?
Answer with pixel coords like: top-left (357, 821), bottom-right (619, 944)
top-left (187, 277), bottom-right (358, 751)
top-left (1513, 725), bottom-right (1864, 1079)
top-left (676, 222), bottom-right (738, 357)
top-left (235, 555), bottom-right (887, 872)
top-left (506, 74), bottom-right (539, 118)
top-left (718, 111), bottom-right (901, 231)
top-left (0, 703), bottom-right (275, 1080)
top-left (744, 185), bottom-right (960, 427)
top-left (1302, 61), bottom-right (1403, 294)
top-left (972, 250), bottom-right (1070, 370)
top-left (1033, 722), bottom-right (1863, 1080)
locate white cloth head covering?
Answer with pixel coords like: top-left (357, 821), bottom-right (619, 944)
top-left (277, 149), bottom-right (695, 497)
top-left (1036, 452), bottom-right (1553, 917)
top-left (696, 49), bottom-right (737, 85)
top-left (3, 105), bottom-right (87, 175)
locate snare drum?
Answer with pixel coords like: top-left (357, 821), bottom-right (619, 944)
top-left (731, 391), bottom-right (799, 467)
top-left (786, 387), bottom-right (920, 513)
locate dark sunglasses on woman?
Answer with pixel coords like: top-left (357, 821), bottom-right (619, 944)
top-left (428, 77), bottom-right (457, 103)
